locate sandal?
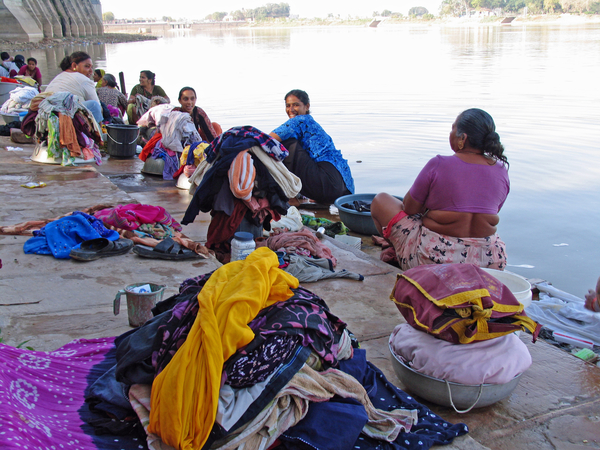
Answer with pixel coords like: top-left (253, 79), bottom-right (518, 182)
top-left (70, 238), bottom-right (133, 261)
top-left (132, 238), bottom-right (202, 260)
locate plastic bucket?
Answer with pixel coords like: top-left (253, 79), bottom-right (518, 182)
top-left (106, 124), bottom-right (140, 158)
top-left (113, 282), bottom-right (166, 327)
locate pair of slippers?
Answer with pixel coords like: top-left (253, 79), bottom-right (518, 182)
top-left (70, 237), bottom-right (201, 262)
top-left (132, 238), bottom-right (203, 260)
top-left (70, 238), bottom-right (134, 261)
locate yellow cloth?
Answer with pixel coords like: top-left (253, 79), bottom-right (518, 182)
top-left (180, 142), bottom-right (209, 167)
top-left (148, 247), bottom-right (299, 449)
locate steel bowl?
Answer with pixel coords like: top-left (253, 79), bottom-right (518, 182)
top-left (389, 341), bottom-right (522, 412)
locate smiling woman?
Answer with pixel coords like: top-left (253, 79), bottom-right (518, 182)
top-left (269, 89), bottom-right (354, 205)
top-left (172, 86), bottom-right (222, 142)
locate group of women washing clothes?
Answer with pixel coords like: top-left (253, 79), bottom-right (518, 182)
top-left (42, 51), bottom-right (510, 272)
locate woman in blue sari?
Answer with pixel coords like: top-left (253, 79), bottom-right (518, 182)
top-left (269, 89), bottom-right (354, 205)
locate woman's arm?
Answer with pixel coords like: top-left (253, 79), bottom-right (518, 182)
top-left (403, 191), bottom-right (427, 216)
top-left (269, 132), bottom-right (282, 142)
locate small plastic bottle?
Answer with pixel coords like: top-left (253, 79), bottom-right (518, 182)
top-left (231, 231), bottom-right (256, 262)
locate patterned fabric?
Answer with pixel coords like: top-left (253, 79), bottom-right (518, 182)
top-left (272, 114), bottom-right (355, 194)
top-left (94, 204), bottom-right (182, 232)
top-left (204, 126), bottom-right (288, 163)
top-left (384, 211), bottom-right (508, 271)
top-left (226, 335), bottom-right (300, 388)
top-left (391, 264), bottom-right (542, 344)
top-left (46, 113), bottom-right (62, 158)
top-left (227, 286), bottom-right (347, 369)
top-left (97, 87), bottom-right (127, 113)
top-left (152, 273), bottom-right (212, 376)
top-left (0, 338), bottom-right (145, 450)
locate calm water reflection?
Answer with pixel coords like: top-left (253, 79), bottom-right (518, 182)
top-left (34, 23), bottom-right (600, 296)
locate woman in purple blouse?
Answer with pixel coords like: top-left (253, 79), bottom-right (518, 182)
top-left (371, 108), bottom-right (510, 271)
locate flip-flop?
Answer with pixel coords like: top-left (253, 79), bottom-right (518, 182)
top-left (70, 238), bottom-right (133, 261)
top-left (132, 238), bottom-right (202, 260)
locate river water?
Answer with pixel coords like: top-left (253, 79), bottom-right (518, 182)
top-left (31, 22), bottom-right (600, 296)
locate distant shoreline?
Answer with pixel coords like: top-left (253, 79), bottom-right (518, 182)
top-left (1, 13), bottom-right (598, 50)
top-left (0, 33), bottom-right (158, 53)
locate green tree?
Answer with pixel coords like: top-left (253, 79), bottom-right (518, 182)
top-left (205, 11), bottom-right (227, 21)
top-left (408, 6), bottom-right (429, 15)
top-left (544, 0), bottom-right (561, 11)
top-left (162, 16), bottom-right (173, 22)
top-left (381, 9), bottom-right (393, 16)
top-left (505, 0), bottom-right (527, 11)
top-left (526, 0), bottom-right (543, 12)
top-left (232, 10), bottom-right (246, 20)
top-left (102, 11), bottom-right (115, 21)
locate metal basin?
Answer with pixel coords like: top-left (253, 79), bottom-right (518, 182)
top-left (389, 341), bottom-right (522, 413)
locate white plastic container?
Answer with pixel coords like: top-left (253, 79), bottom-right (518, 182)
top-left (481, 268), bottom-right (533, 308)
top-left (231, 231), bottom-right (256, 262)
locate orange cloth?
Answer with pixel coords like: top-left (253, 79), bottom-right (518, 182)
top-left (148, 247), bottom-right (299, 449)
top-left (58, 113), bottom-right (81, 157)
top-left (228, 149), bottom-right (255, 201)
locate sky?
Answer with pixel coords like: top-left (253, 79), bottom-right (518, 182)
top-left (100, 0), bottom-right (444, 20)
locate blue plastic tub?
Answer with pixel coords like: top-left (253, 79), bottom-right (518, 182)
top-left (334, 193), bottom-right (403, 236)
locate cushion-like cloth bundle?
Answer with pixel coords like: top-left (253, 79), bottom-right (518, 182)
top-left (390, 323), bottom-right (532, 385)
top-left (390, 264), bottom-right (541, 344)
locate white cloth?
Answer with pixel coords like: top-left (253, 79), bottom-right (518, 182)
top-left (136, 103), bottom-right (174, 127)
top-left (1, 60), bottom-right (19, 76)
top-left (0, 86), bottom-right (38, 114)
top-left (188, 159), bottom-right (212, 195)
top-left (0, 65), bottom-right (9, 77)
top-left (389, 323), bottom-right (532, 385)
top-left (45, 71), bottom-right (99, 103)
top-left (269, 206), bottom-right (304, 232)
top-left (249, 146), bottom-right (302, 199)
top-left (526, 282), bottom-right (600, 346)
top-left (159, 111), bottom-right (201, 153)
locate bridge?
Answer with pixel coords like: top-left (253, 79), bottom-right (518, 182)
top-left (0, 0), bottom-right (103, 42)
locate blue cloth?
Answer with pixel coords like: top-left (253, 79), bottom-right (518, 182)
top-left (24, 214), bottom-right (119, 259)
top-left (279, 348), bottom-right (469, 450)
top-left (272, 115), bottom-right (355, 194)
top-left (83, 100), bottom-right (103, 124)
top-left (279, 397), bottom-right (368, 450)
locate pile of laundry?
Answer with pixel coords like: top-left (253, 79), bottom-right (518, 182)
top-left (67, 248), bottom-right (467, 450)
top-left (182, 126), bottom-right (302, 253)
top-left (0, 85), bottom-right (37, 115)
top-left (4, 203), bottom-right (210, 260)
top-left (138, 106), bottom-right (203, 180)
top-left (21, 92), bottom-right (103, 166)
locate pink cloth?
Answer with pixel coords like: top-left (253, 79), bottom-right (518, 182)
top-left (258, 227), bottom-right (337, 267)
top-left (390, 323), bottom-right (532, 385)
top-left (94, 204), bottom-right (182, 231)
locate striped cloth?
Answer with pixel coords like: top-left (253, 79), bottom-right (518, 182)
top-left (228, 150), bottom-right (255, 201)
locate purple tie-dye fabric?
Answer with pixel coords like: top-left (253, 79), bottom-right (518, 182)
top-left (0, 338), bottom-right (145, 450)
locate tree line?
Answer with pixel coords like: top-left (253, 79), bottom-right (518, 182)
top-left (440, 0), bottom-right (600, 14)
top-left (205, 2), bottom-right (290, 21)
